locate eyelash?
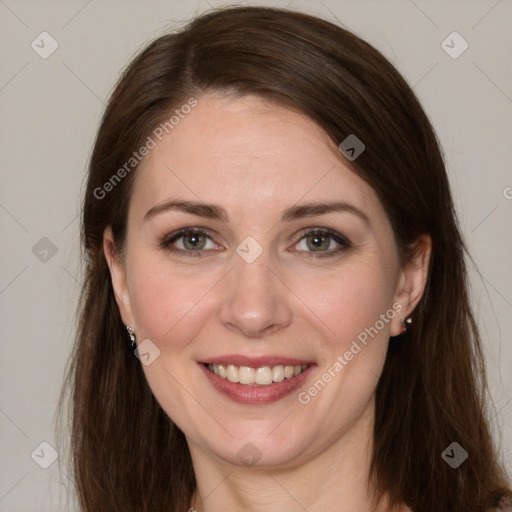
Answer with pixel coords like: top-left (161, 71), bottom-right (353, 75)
top-left (160, 227), bottom-right (351, 259)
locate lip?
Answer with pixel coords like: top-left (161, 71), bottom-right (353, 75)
top-left (199, 355), bottom-right (315, 367)
top-left (199, 361), bottom-right (315, 405)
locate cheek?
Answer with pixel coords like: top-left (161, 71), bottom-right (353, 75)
top-left (128, 260), bottom-right (210, 349)
top-left (292, 261), bottom-right (397, 432)
top-left (128, 249), bottom-right (398, 356)
top-left (304, 258), bottom-right (397, 350)
top-left (126, 247), bottom-right (234, 371)
top-left (124, 247), bottom-right (399, 452)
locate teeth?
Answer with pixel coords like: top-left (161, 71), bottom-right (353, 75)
top-left (226, 364), bottom-right (239, 383)
top-left (284, 365), bottom-right (294, 379)
top-left (239, 366), bottom-right (255, 384)
top-left (218, 364), bottom-right (227, 378)
top-left (207, 363), bottom-right (308, 386)
top-left (255, 366), bottom-right (273, 385)
top-left (272, 365), bottom-right (284, 382)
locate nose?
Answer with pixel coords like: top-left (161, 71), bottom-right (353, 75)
top-left (218, 251), bottom-right (293, 338)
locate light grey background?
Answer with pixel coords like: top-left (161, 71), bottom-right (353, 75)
top-left (1, 0), bottom-right (511, 510)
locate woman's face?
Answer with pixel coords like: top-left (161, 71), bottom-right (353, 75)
top-left (105, 93), bottom-right (428, 469)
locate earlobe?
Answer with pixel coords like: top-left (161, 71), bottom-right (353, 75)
top-left (103, 227), bottom-right (134, 326)
top-left (390, 234), bottom-right (432, 336)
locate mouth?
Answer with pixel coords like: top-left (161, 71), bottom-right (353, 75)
top-left (198, 356), bottom-right (315, 404)
top-left (205, 363), bottom-right (308, 386)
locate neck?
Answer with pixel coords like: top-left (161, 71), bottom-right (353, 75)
top-left (187, 396), bottom-right (401, 512)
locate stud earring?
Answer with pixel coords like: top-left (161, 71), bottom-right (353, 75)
top-left (126, 325), bottom-right (137, 351)
top-left (399, 316), bottom-right (412, 335)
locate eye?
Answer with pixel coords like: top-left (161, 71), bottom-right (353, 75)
top-left (161, 227), bottom-right (220, 257)
top-left (161, 227), bottom-right (351, 259)
top-left (293, 228), bottom-right (351, 258)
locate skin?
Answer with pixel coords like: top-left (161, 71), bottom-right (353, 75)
top-left (104, 93), bottom-right (430, 512)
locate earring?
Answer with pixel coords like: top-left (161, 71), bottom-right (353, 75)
top-left (126, 325), bottom-right (137, 351)
top-left (399, 316), bottom-right (412, 334)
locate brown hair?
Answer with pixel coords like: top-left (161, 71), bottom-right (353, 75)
top-left (58, 5), bottom-right (511, 511)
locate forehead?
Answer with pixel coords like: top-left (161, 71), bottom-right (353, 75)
top-left (130, 93), bottom-right (383, 222)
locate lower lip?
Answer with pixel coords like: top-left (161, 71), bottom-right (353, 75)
top-left (199, 364), bottom-right (314, 405)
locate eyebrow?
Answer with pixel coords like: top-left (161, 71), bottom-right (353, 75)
top-left (144, 199), bottom-right (371, 226)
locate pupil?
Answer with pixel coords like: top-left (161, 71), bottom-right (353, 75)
top-left (309, 234), bottom-right (328, 250)
top-left (185, 232), bottom-right (205, 250)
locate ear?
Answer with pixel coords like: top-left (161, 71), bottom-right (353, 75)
top-left (103, 226), bottom-right (135, 327)
top-left (390, 234), bottom-right (432, 336)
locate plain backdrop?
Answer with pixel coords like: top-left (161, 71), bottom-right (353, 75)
top-left (0, 0), bottom-right (511, 510)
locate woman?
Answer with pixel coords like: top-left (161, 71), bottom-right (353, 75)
top-left (59, 5), bottom-right (512, 511)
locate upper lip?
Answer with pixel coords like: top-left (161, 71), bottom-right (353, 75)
top-left (198, 355), bottom-right (315, 367)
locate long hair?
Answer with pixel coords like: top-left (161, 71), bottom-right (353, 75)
top-left (58, 6), bottom-right (511, 511)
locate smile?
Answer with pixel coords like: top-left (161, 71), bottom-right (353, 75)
top-left (206, 363), bottom-right (308, 386)
top-left (199, 355), bottom-right (315, 404)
